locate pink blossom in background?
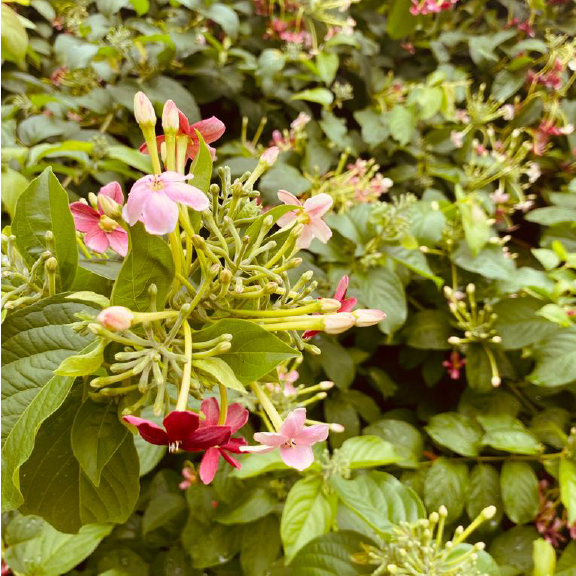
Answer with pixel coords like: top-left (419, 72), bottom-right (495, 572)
top-left (410, 0), bottom-right (458, 16)
top-left (240, 408), bottom-right (329, 471)
top-left (179, 466), bottom-right (196, 490)
top-left (276, 190), bottom-right (333, 249)
top-left (198, 398), bottom-right (249, 485)
top-left (443, 350), bottom-right (466, 379)
top-left (123, 171), bottom-right (209, 235)
top-left (70, 182), bottom-right (128, 256)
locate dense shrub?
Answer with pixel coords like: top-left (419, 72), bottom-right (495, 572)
top-left (1, 0), bottom-right (576, 574)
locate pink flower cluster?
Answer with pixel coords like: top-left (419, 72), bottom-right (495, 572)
top-left (528, 59), bottom-right (565, 91)
top-left (271, 112), bottom-right (311, 151)
top-left (506, 18), bottom-right (535, 37)
top-left (264, 18), bottom-right (312, 46)
top-left (409, 0), bottom-right (458, 15)
top-left (533, 120), bottom-right (574, 156)
top-left (345, 159), bottom-right (393, 202)
top-left (536, 479), bottom-right (576, 547)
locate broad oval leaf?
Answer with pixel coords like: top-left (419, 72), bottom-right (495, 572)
top-left (425, 412), bottom-right (483, 457)
top-left (500, 461), bottom-right (539, 525)
top-left (424, 458), bottom-right (468, 524)
top-left (339, 435), bottom-right (401, 469)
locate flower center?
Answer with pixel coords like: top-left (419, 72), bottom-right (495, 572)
top-left (98, 215), bottom-right (118, 232)
top-left (169, 440), bottom-right (182, 453)
top-left (151, 177), bottom-right (165, 192)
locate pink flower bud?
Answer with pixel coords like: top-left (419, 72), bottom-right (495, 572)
top-left (261, 146), bottom-right (279, 166)
top-left (97, 306), bottom-right (134, 332)
top-left (97, 194), bottom-right (122, 219)
top-left (323, 312), bottom-right (356, 334)
top-left (353, 309), bottom-right (386, 327)
top-left (134, 91), bottom-right (156, 127)
top-left (320, 298), bottom-right (342, 313)
top-left (162, 100), bottom-right (180, 133)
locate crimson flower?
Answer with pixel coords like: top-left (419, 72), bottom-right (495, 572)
top-left (198, 398), bottom-right (249, 485)
top-left (303, 275), bottom-right (358, 339)
top-left (123, 410), bottom-right (230, 454)
top-left (140, 105), bottom-right (225, 162)
top-left (443, 350), bottom-right (466, 380)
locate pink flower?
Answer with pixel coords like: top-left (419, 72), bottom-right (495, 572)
top-left (353, 309), bottom-right (386, 327)
top-left (198, 398), bottom-right (249, 485)
top-left (134, 91), bottom-right (156, 127)
top-left (443, 350), bottom-right (466, 379)
top-left (276, 190), bottom-right (333, 249)
top-left (69, 182), bottom-right (128, 256)
top-left (123, 171), bottom-right (209, 235)
top-left (140, 106), bottom-right (225, 162)
top-left (124, 410), bottom-right (231, 454)
top-left (261, 146), bottom-right (280, 166)
top-left (179, 466), bottom-right (196, 490)
top-left (304, 275), bottom-right (357, 339)
top-left (97, 306), bottom-right (134, 332)
top-left (240, 408), bottom-right (329, 471)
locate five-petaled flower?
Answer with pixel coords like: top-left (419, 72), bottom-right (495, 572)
top-left (123, 410), bottom-right (230, 454)
top-left (240, 408), bottom-right (329, 471)
top-left (276, 190), bottom-right (333, 249)
top-left (443, 350), bottom-right (466, 379)
top-left (123, 171), bottom-right (209, 235)
top-left (303, 275), bottom-right (357, 339)
top-left (198, 398), bottom-right (249, 485)
top-left (70, 182), bottom-right (128, 256)
top-left (140, 104), bottom-right (225, 162)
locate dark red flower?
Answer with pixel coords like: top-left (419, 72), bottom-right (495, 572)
top-left (198, 398), bottom-right (249, 484)
top-left (123, 410), bottom-right (230, 453)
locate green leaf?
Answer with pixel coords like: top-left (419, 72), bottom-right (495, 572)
top-left (386, 0), bottom-right (417, 40)
top-left (364, 419), bottom-right (423, 468)
top-left (491, 69), bottom-right (526, 101)
top-left (259, 163), bottom-right (311, 197)
top-left (389, 105), bottom-right (415, 146)
top-left (3, 515), bottom-right (112, 576)
top-left (466, 464), bottom-right (503, 528)
top-left (317, 335), bottom-right (356, 389)
top-left (465, 343), bottom-right (494, 392)
top-left (406, 310), bottom-right (452, 350)
top-left (190, 129), bottom-right (213, 194)
top-left (216, 488), bottom-right (277, 524)
top-left (558, 541), bottom-right (576, 573)
top-left (192, 357), bottom-right (246, 393)
top-left (111, 222), bottom-right (175, 312)
top-left (339, 435), bottom-right (401, 468)
top-left (452, 242), bottom-right (515, 280)
top-left (493, 297), bottom-right (560, 350)
top-left (1, 166), bottom-right (29, 219)
top-left (1, 4), bottom-right (28, 64)
top-left (533, 538), bottom-right (556, 576)
top-left (19, 389), bottom-right (140, 533)
top-left (129, 0), bottom-right (149, 15)
top-left (481, 417), bottom-right (542, 455)
top-left (197, 3), bottom-right (239, 38)
top-left (289, 531), bottom-right (374, 575)
top-left (106, 145), bottom-right (153, 174)
top-left (425, 412), bottom-right (483, 457)
top-left (291, 88), bottom-right (334, 107)
top-left (12, 167), bottom-right (78, 290)
top-left (232, 449), bottom-right (288, 479)
top-left (240, 515), bottom-right (281, 576)
top-left (489, 526), bottom-right (538, 575)
top-left (55, 339), bottom-right (105, 377)
top-left (331, 471), bottom-right (425, 535)
top-left (532, 248), bottom-right (560, 270)
top-left (446, 545), bottom-right (501, 576)
top-left (560, 458), bottom-right (576, 524)
top-left (281, 476), bottom-right (336, 563)
top-left (353, 108), bottom-right (389, 148)
top-left (455, 186), bottom-right (490, 256)
top-left (528, 328), bottom-right (576, 387)
top-left (500, 461), bottom-right (539, 524)
top-left (352, 268), bottom-right (406, 336)
top-left (424, 458), bottom-right (468, 523)
top-left (530, 408), bottom-right (570, 450)
top-left (143, 493), bottom-right (187, 534)
top-left (316, 52), bottom-right (339, 84)
top-left (193, 319), bottom-right (300, 385)
top-left (1, 296), bottom-right (97, 511)
top-left (71, 399), bottom-right (129, 486)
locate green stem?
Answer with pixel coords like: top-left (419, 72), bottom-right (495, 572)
top-left (165, 132), bottom-right (177, 172)
top-left (176, 321), bottom-right (193, 411)
top-left (218, 383), bottom-right (228, 425)
top-left (251, 382), bottom-right (283, 431)
top-left (142, 127), bottom-right (162, 174)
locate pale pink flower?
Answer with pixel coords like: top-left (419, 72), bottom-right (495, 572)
top-left (123, 171), bottom-right (209, 235)
top-left (240, 408), bottom-right (329, 471)
top-left (276, 190), bottom-right (333, 249)
top-left (323, 312), bottom-right (356, 334)
top-left (450, 130), bottom-right (464, 148)
top-left (261, 146), bottom-right (279, 166)
top-left (290, 112), bottom-right (311, 131)
top-left (490, 189), bottom-right (510, 204)
top-left (70, 182), bottom-right (128, 256)
top-left (134, 91), bottom-right (156, 127)
top-left (353, 309), bottom-right (386, 327)
top-left (501, 104), bottom-right (515, 120)
top-left (97, 306), bottom-right (134, 332)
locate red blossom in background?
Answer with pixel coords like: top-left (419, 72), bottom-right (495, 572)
top-left (443, 350), bottom-right (466, 379)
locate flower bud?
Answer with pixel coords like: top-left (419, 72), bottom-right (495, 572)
top-left (162, 100), bottom-right (180, 133)
top-left (353, 309), bottom-right (386, 327)
top-left (320, 380), bottom-right (334, 390)
top-left (260, 146), bottom-right (279, 167)
top-left (481, 505), bottom-right (497, 520)
top-left (45, 257), bottom-right (58, 273)
top-left (330, 423), bottom-right (345, 433)
top-left (447, 336), bottom-right (461, 345)
top-left (319, 298), bottom-right (342, 313)
top-left (134, 91), bottom-right (156, 127)
top-left (491, 376), bottom-right (501, 387)
top-left (323, 312), bottom-right (356, 334)
top-left (98, 194), bottom-right (122, 219)
top-left (97, 306), bottom-right (134, 332)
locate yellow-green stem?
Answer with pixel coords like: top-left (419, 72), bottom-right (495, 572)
top-left (218, 383), bottom-right (228, 425)
top-left (176, 321), bottom-right (193, 411)
top-left (251, 382), bottom-right (284, 431)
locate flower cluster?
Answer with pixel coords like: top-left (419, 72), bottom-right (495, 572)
top-left (409, 0), bottom-right (459, 16)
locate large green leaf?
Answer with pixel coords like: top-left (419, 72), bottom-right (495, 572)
top-left (425, 412), bottom-right (483, 457)
top-left (192, 357), bottom-right (246, 393)
top-left (500, 462), bottom-right (539, 524)
top-left (489, 526), bottom-right (538, 575)
top-left (466, 464), bottom-right (503, 528)
top-left (452, 242), bottom-right (515, 280)
top-left (232, 450), bottom-right (288, 479)
top-left (12, 167), bottom-right (78, 290)
top-left (331, 471), bottom-right (425, 536)
top-left (111, 222), bottom-right (175, 312)
top-left (1, 296), bottom-right (97, 511)
top-left (455, 185), bottom-right (490, 256)
top-left (528, 328), bottom-right (576, 387)
top-left (190, 129), bottom-right (213, 194)
top-left (3, 514), bottom-right (112, 576)
top-left (339, 435), bottom-right (401, 468)
top-left (406, 310), bottom-right (452, 350)
top-left (216, 488), bottom-right (277, 524)
top-left (281, 476), bottom-right (336, 563)
top-left (424, 458), bottom-right (468, 523)
top-left (193, 319), bottom-right (300, 384)
top-left (19, 389), bottom-right (140, 533)
top-left (240, 515), bottom-right (281, 576)
top-left (386, 0), bottom-right (417, 40)
top-left (363, 419), bottom-right (423, 468)
top-left (560, 458), bottom-right (576, 524)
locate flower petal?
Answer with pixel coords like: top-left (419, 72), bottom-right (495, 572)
top-left (220, 448), bottom-right (241, 469)
top-left (279, 408), bottom-right (306, 439)
top-left (107, 229), bottom-right (129, 257)
top-left (163, 410), bottom-right (200, 443)
top-left (222, 436), bottom-right (247, 453)
top-left (309, 218), bottom-right (332, 244)
top-left (190, 116), bottom-right (226, 143)
top-left (123, 415), bottom-right (168, 446)
top-left (334, 276), bottom-right (349, 302)
top-left (225, 403), bottom-right (249, 433)
top-left (276, 212), bottom-right (297, 229)
top-left (253, 432), bottom-right (287, 447)
top-left (339, 296), bottom-right (357, 313)
top-left (123, 180), bottom-right (152, 226)
top-left (239, 444), bottom-right (276, 454)
top-left (279, 444), bottom-right (314, 471)
top-left (278, 189), bottom-right (302, 207)
top-left (139, 135), bottom-right (165, 155)
top-left (303, 193), bottom-right (333, 219)
top-left (159, 171), bottom-right (195, 183)
top-left (98, 181), bottom-right (124, 205)
top-left (164, 182), bottom-right (209, 212)
top-left (70, 203), bottom-right (99, 233)
top-left (199, 447), bottom-right (221, 484)
top-left (294, 424), bottom-right (329, 446)
top-left (295, 225), bottom-right (314, 249)
top-left (181, 425), bottom-right (231, 452)
top-left (141, 192), bottom-right (179, 235)
top-left (302, 329), bottom-right (319, 339)
top-left (84, 229), bottom-right (110, 253)
top-left (200, 397), bottom-right (220, 426)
